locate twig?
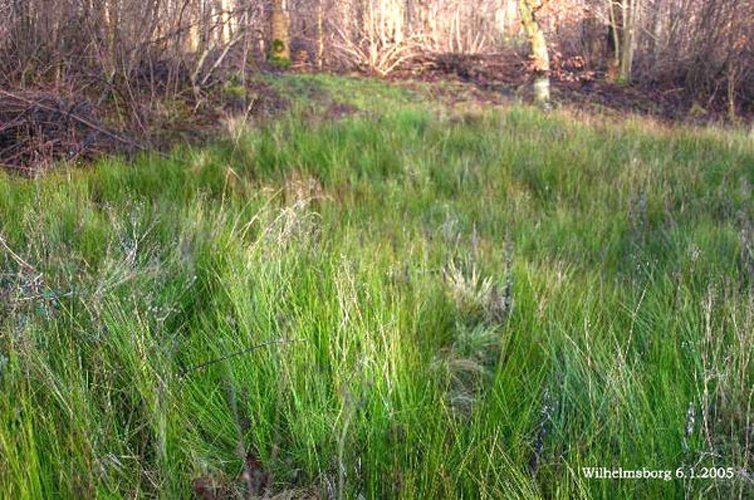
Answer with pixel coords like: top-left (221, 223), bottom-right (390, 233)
top-left (200, 32), bottom-right (244, 87)
top-left (0, 233), bottom-right (34, 271)
top-left (178, 338), bottom-right (304, 378)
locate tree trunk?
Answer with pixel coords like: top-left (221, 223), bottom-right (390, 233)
top-left (316, 0), bottom-right (325, 69)
top-left (618, 0), bottom-right (637, 82)
top-left (270, 0), bottom-right (290, 62)
top-left (606, 0), bottom-right (620, 81)
top-left (518, 0), bottom-right (550, 104)
top-left (607, 0), bottom-right (638, 83)
top-left (217, 0), bottom-right (233, 44)
top-left (104, 0), bottom-right (120, 76)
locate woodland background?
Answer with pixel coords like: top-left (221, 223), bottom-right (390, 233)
top-left (0, 0), bottom-right (752, 171)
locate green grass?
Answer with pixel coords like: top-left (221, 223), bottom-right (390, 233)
top-left (1, 74), bottom-right (753, 498)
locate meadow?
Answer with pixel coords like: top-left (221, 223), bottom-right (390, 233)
top-left (1, 74), bottom-right (753, 498)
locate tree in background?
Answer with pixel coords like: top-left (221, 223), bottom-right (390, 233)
top-left (271, 0), bottom-right (291, 63)
top-left (0, 0), bottom-right (751, 115)
top-left (605, 0), bottom-right (638, 82)
top-left (518, 0), bottom-right (551, 103)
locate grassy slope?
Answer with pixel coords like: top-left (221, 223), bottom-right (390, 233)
top-left (1, 74), bottom-right (753, 498)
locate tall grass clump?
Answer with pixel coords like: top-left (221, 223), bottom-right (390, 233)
top-left (1, 74), bottom-right (753, 498)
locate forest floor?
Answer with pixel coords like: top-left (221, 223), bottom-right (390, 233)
top-left (388, 52), bottom-right (747, 123)
top-left (1, 73), bottom-right (754, 498)
top-left (2, 56), bottom-right (752, 176)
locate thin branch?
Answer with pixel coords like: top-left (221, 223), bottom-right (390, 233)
top-left (200, 32), bottom-right (244, 87)
top-left (0, 232), bottom-right (34, 271)
top-left (178, 338), bottom-right (305, 378)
